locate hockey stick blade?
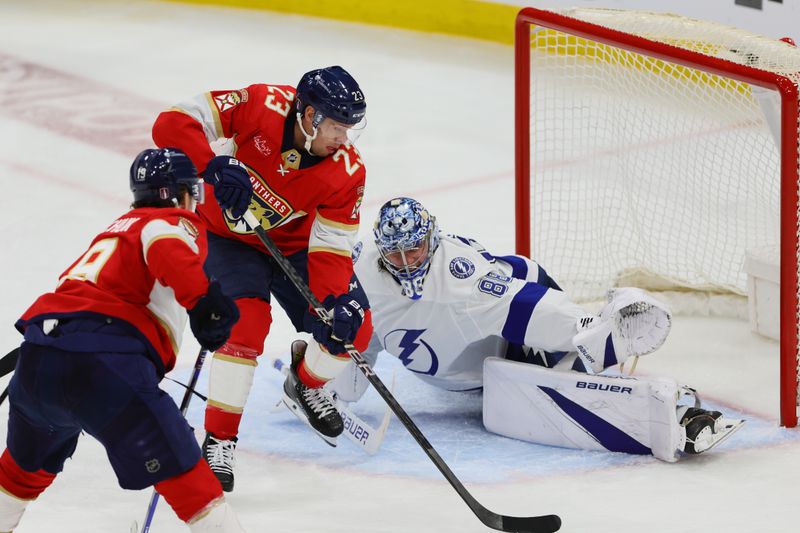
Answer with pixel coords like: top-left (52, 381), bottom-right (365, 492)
top-left (350, 370), bottom-right (395, 456)
top-left (241, 211), bottom-right (562, 532)
top-left (498, 514), bottom-right (562, 533)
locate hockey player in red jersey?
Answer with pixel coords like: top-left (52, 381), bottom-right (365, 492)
top-left (0, 148), bottom-right (245, 532)
top-left (152, 66), bottom-right (373, 491)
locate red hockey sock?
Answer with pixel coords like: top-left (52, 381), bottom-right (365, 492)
top-left (297, 359), bottom-right (328, 388)
top-left (204, 298), bottom-right (271, 440)
top-left (227, 298), bottom-right (272, 355)
top-left (0, 449), bottom-right (56, 500)
top-left (154, 459), bottom-right (223, 522)
top-left (204, 407), bottom-right (243, 441)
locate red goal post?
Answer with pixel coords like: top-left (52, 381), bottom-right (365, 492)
top-left (514, 7), bottom-right (800, 427)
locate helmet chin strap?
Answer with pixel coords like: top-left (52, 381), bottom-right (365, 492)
top-left (296, 112), bottom-right (318, 155)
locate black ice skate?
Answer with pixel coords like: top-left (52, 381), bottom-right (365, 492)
top-left (202, 433), bottom-right (237, 492)
top-left (679, 407), bottom-right (744, 454)
top-left (282, 339), bottom-right (343, 447)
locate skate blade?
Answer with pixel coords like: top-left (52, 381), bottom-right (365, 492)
top-left (695, 418), bottom-right (745, 453)
top-left (712, 418), bottom-right (745, 447)
top-left (281, 397), bottom-right (338, 447)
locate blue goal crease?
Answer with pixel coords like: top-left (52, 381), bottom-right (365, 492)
top-left (164, 354), bottom-right (800, 485)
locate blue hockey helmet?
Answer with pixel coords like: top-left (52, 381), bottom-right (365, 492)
top-left (129, 148), bottom-right (203, 206)
top-left (374, 197), bottom-right (440, 300)
top-left (295, 66), bottom-right (366, 129)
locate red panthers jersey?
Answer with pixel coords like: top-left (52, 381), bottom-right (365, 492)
top-left (17, 208), bottom-right (209, 372)
top-left (152, 83), bottom-right (365, 303)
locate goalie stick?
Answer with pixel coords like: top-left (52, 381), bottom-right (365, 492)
top-left (269, 356), bottom-right (393, 455)
top-left (241, 211), bottom-right (561, 533)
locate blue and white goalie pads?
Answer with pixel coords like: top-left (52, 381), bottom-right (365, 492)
top-left (482, 357), bottom-right (684, 462)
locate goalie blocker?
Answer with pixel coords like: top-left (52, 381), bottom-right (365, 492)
top-left (483, 357), bottom-right (743, 461)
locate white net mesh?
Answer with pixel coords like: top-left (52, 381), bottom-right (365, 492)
top-left (527, 8), bottom-right (800, 305)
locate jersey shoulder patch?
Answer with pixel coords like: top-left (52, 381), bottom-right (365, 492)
top-left (178, 217), bottom-right (200, 240)
top-left (212, 89), bottom-right (248, 113)
top-left (449, 256), bottom-right (476, 279)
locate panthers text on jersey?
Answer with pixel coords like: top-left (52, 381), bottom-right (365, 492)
top-left (152, 84), bottom-right (365, 302)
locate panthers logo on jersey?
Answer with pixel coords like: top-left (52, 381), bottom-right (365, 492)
top-left (223, 165), bottom-right (295, 234)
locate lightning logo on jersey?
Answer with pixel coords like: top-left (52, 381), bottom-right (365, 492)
top-left (386, 329), bottom-right (439, 376)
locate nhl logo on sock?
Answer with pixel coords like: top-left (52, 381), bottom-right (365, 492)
top-left (145, 458), bottom-right (161, 473)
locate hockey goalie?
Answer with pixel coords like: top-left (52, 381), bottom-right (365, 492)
top-left (329, 197), bottom-right (743, 462)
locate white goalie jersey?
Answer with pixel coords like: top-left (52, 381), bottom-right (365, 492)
top-left (342, 234), bottom-right (587, 393)
top-left (331, 233), bottom-right (738, 461)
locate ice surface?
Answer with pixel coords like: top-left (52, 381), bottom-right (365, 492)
top-left (0, 2), bottom-right (797, 532)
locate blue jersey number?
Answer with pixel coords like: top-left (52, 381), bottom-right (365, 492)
top-left (478, 277), bottom-right (508, 298)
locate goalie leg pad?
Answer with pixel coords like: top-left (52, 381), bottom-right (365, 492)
top-left (483, 357), bottom-right (683, 462)
top-left (325, 336), bottom-right (380, 403)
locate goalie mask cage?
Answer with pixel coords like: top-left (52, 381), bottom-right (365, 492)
top-left (514, 7), bottom-right (800, 427)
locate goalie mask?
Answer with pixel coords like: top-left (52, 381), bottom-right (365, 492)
top-left (374, 197), bottom-right (440, 300)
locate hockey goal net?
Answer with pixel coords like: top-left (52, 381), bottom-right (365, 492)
top-left (514, 7), bottom-right (800, 427)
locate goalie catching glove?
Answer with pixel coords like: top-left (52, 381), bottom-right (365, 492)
top-left (573, 287), bottom-right (671, 373)
top-left (189, 281), bottom-right (240, 351)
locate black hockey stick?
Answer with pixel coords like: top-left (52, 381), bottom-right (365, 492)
top-left (164, 376), bottom-right (208, 402)
top-left (0, 348), bottom-right (20, 406)
top-left (242, 211), bottom-right (561, 533)
top-left (0, 348), bottom-right (19, 378)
